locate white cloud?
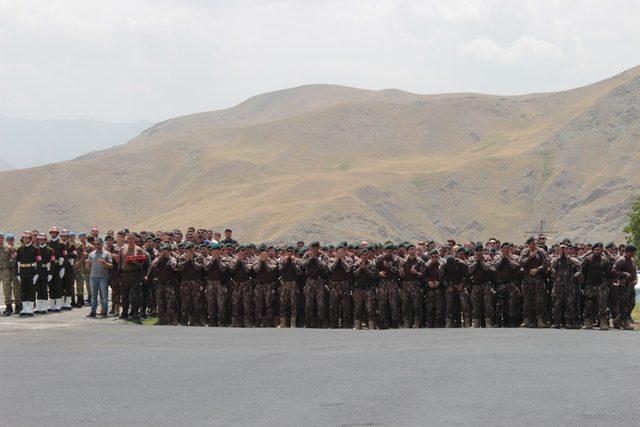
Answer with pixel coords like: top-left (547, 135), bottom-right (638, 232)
top-left (437, 0), bottom-right (482, 23)
top-left (460, 36), bottom-right (566, 64)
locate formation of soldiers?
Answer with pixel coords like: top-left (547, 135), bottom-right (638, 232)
top-left (0, 227), bottom-right (637, 330)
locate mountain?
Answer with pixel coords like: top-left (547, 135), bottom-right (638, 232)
top-left (0, 116), bottom-right (152, 169)
top-left (0, 158), bottom-right (14, 172)
top-left (1, 67), bottom-right (640, 243)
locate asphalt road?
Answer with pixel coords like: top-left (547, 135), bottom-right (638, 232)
top-left (2, 310), bottom-right (640, 426)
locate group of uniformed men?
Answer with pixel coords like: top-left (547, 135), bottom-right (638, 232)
top-left (0, 226), bottom-right (637, 330)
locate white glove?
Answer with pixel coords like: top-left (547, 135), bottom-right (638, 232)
top-left (59, 268), bottom-right (65, 278)
top-left (69, 259), bottom-right (75, 266)
top-left (33, 275), bottom-right (39, 284)
top-left (17, 276), bottom-right (21, 284)
top-left (58, 257), bottom-right (64, 266)
top-left (47, 274), bottom-right (52, 282)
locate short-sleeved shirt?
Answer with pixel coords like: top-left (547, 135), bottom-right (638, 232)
top-left (88, 250), bottom-right (112, 279)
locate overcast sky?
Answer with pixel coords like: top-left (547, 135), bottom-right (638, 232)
top-left (1, 0), bottom-right (639, 123)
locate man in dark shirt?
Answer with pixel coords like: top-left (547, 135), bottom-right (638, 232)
top-left (612, 245), bottom-right (637, 330)
top-left (220, 229), bottom-right (238, 246)
top-left (353, 248), bottom-right (377, 329)
top-left (469, 244), bottom-right (496, 328)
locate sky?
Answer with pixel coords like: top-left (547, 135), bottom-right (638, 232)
top-left (1, 0), bottom-right (639, 123)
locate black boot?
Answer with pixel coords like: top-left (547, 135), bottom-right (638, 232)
top-left (14, 303), bottom-right (23, 316)
top-left (3, 305), bottom-right (13, 316)
top-left (76, 295), bottom-right (84, 308)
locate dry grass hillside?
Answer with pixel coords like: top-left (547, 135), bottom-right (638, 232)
top-left (2, 66), bottom-right (640, 243)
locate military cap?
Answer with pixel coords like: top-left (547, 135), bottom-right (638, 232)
top-left (384, 243), bottom-right (395, 250)
top-left (0, 232), bottom-right (4, 237)
top-left (500, 242), bottom-right (510, 248)
top-left (525, 236), bottom-right (535, 245)
top-left (210, 243), bottom-right (221, 250)
top-left (184, 242), bottom-right (195, 250)
top-left (258, 244), bottom-right (268, 253)
top-left (428, 240), bottom-right (435, 245)
top-left (327, 244), bottom-right (334, 250)
top-left (430, 249), bottom-right (439, 255)
top-left (310, 241), bottom-right (320, 248)
top-left (347, 244), bottom-right (354, 250)
top-left (592, 242), bottom-right (603, 249)
top-left (625, 244), bottom-right (637, 252)
top-left (177, 242), bottom-right (185, 248)
top-left (6, 234), bottom-right (14, 240)
top-left (605, 241), bottom-right (615, 249)
top-left (78, 232), bottom-right (86, 238)
top-left (286, 245), bottom-right (295, 251)
top-left (145, 237), bottom-right (153, 242)
top-left (475, 243), bottom-right (484, 251)
top-left (160, 244), bottom-right (171, 251)
top-left (237, 245), bottom-right (246, 251)
top-left (68, 231), bottom-right (76, 237)
top-left (154, 237), bottom-right (162, 242)
top-left (338, 241), bottom-right (348, 248)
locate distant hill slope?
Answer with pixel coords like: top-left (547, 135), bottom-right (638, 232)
top-left (1, 66), bottom-right (639, 243)
top-left (0, 158), bottom-right (14, 172)
top-left (0, 116), bottom-right (152, 168)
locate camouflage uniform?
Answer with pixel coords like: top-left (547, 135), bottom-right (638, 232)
top-left (550, 254), bottom-right (581, 328)
top-left (302, 253), bottom-right (327, 328)
top-left (178, 256), bottom-right (204, 326)
top-left (469, 256), bottom-right (496, 327)
top-left (424, 258), bottom-right (445, 328)
top-left (352, 256), bottom-right (377, 329)
top-left (278, 256), bottom-right (302, 327)
top-left (147, 255), bottom-right (178, 325)
top-left (0, 243), bottom-right (20, 312)
top-left (493, 254), bottom-right (522, 327)
top-left (327, 256), bottom-right (354, 328)
top-left (519, 247), bottom-right (550, 327)
top-left (230, 257), bottom-right (254, 327)
top-left (253, 258), bottom-right (278, 327)
top-left (580, 253), bottom-right (612, 329)
top-left (440, 257), bottom-right (471, 328)
top-left (74, 242), bottom-right (92, 304)
top-left (204, 256), bottom-right (228, 326)
top-left (612, 254), bottom-right (637, 329)
top-left (119, 244), bottom-right (147, 320)
top-left (375, 254), bottom-right (401, 329)
top-left (399, 255), bottom-right (426, 328)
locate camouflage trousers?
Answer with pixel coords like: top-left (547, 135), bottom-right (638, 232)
top-left (424, 287), bottom-right (445, 328)
top-left (522, 277), bottom-right (547, 322)
top-left (329, 280), bottom-right (352, 328)
top-left (401, 280), bottom-right (423, 328)
top-left (376, 279), bottom-right (400, 329)
top-left (110, 273), bottom-right (121, 311)
top-left (353, 288), bottom-right (376, 325)
top-left (121, 271), bottom-right (142, 318)
top-left (75, 267), bottom-right (88, 298)
top-left (232, 280), bottom-right (253, 327)
top-left (0, 268), bottom-right (20, 306)
top-left (445, 285), bottom-right (471, 322)
top-left (156, 280), bottom-right (176, 324)
top-left (495, 282), bottom-right (521, 326)
top-left (584, 283), bottom-right (608, 322)
top-left (204, 280), bottom-right (228, 326)
top-left (471, 282), bottom-right (494, 320)
top-left (304, 279), bottom-right (326, 328)
top-left (254, 282), bottom-right (276, 327)
top-left (551, 280), bottom-right (578, 326)
top-left (279, 281), bottom-right (299, 321)
top-left (617, 282), bottom-right (636, 320)
top-left (181, 280), bottom-right (202, 325)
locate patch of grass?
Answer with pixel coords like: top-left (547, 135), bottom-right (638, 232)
top-left (632, 305), bottom-right (640, 323)
top-left (142, 316), bottom-right (159, 326)
top-left (539, 149), bottom-right (554, 179)
top-left (337, 160), bottom-right (351, 171)
top-left (410, 176), bottom-right (427, 188)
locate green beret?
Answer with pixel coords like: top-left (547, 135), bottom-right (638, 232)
top-left (525, 236), bottom-right (535, 245)
top-left (237, 245), bottom-right (246, 251)
top-left (625, 244), bottom-right (637, 252)
top-left (430, 249), bottom-right (439, 255)
top-left (338, 241), bottom-right (348, 248)
top-left (210, 243), bottom-right (221, 250)
top-left (384, 243), bottom-right (395, 250)
top-left (593, 242), bottom-right (603, 249)
top-left (605, 241), bottom-right (615, 249)
top-left (258, 245), bottom-right (268, 253)
top-left (177, 242), bottom-right (185, 248)
top-left (475, 243), bottom-right (484, 251)
top-left (184, 242), bottom-right (195, 250)
top-left (310, 241), bottom-right (320, 248)
top-left (286, 245), bottom-right (295, 251)
top-left (160, 244), bottom-right (171, 251)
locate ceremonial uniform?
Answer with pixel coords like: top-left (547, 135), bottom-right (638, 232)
top-left (16, 236), bottom-right (38, 316)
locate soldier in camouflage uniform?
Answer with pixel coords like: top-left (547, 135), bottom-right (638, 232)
top-left (550, 243), bottom-right (581, 329)
top-left (1, 232), bottom-right (20, 315)
top-left (146, 244), bottom-right (178, 325)
top-left (375, 243), bottom-right (401, 329)
top-left (203, 243), bottom-right (228, 326)
top-left (440, 250), bottom-right (472, 328)
top-left (519, 237), bottom-right (550, 328)
top-left (230, 245), bottom-right (254, 327)
top-left (277, 246), bottom-right (302, 328)
top-left (580, 243), bottom-right (612, 330)
top-left (352, 248), bottom-right (377, 329)
top-left (253, 246), bottom-right (278, 327)
top-left (399, 245), bottom-right (426, 328)
top-left (75, 233), bottom-right (93, 306)
top-left (469, 244), bottom-right (496, 328)
top-left (302, 242), bottom-right (327, 328)
top-left (178, 242), bottom-right (204, 326)
top-left (612, 245), bottom-right (637, 330)
top-left (424, 249), bottom-right (445, 328)
top-left (119, 233), bottom-right (147, 321)
top-left (493, 243), bottom-right (522, 327)
top-left (327, 244), bottom-right (354, 328)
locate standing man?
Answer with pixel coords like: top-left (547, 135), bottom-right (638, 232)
top-left (519, 237), bottom-right (550, 328)
top-left (48, 227), bottom-right (65, 312)
top-left (375, 243), bottom-right (401, 329)
top-left (327, 245), bottom-right (353, 328)
top-left (203, 243), bottom-right (228, 326)
top-left (220, 229), bottom-right (238, 246)
top-left (302, 242), bottom-right (327, 328)
top-left (119, 233), bottom-right (147, 321)
top-left (612, 245), bottom-right (637, 330)
top-left (85, 238), bottom-right (112, 317)
top-left (581, 243), bottom-right (612, 330)
top-left (16, 231), bottom-right (38, 316)
top-left (440, 250), bottom-right (472, 328)
top-left (469, 244), bottom-right (496, 328)
top-left (277, 245), bottom-right (302, 328)
top-left (399, 245), bottom-right (426, 328)
top-left (424, 249), bottom-right (445, 328)
top-left (0, 232), bottom-right (20, 316)
top-left (253, 246), bottom-right (278, 327)
top-left (493, 243), bottom-right (522, 327)
top-left (59, 230), bottom-right (77, 310)
top-left (146, 244), bottom-right (178, 325)
top-left (352, 248), bottom-right (377, 330)
top-left (34, 233), bottom-right (54, 314)
top-left (229, 245), bottom-right (254, 327)
top-left (75, 232), bottom-right (93, 307)
top-left (550, 243), bottom-right (581, 329)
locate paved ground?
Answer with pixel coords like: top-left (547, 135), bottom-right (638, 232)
top-left (2, 308), bottom-right (640, 426)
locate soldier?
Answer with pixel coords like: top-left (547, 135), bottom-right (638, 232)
top-left (277, 245), bottom-right (302, 328)
top-left (549, 242), bottom-right (581, 329)
top-left (493, 243), bottom-right (522, 327)
top-left (469, 244), bottom-right (496, 328)
top-left (16, 232), bottom-right (38, 316)
top-left (519, 237), bottom-right (550, 328)
top-left (612, 245), bottom-right (637, 330)
top-left (75, 232), bottom-right (93, 307)
top-left (119, 233), bottom-right (148, 321)
top-left (1, 232), bottom-right (20, 316)
top-left (59, 229), bottom-right (77, 310)
top-left (203, 243), bottom-right (228, 326)
top-left (399, 245), bottom-right (426, 328)
top-left (177, 242), bottom-right (204, 326)
top-left (375, 243), bottom-right (401, 329)
top-left (580, 242), bottom-right (612, 330)
top-left (34, 233), bottom-right (54, 314)
top-left (47, 227), bottom-right (65, 312)
top-left (424, 249), bottom-right (445, 328)
top-left (440, 249), bottom-right (472, 328)
top-left (253, 246), bottom-right (278, 327)
top-left (352, 248), bottom-right (377, 330)
top-left (301, 242), bottom-right (327, 328)
top-left (146, 244), bottom-right (178, 325)
top-left (229, 245), bottom-right (254, 327)
top-left (327, 244), bottom-right (354, 328)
